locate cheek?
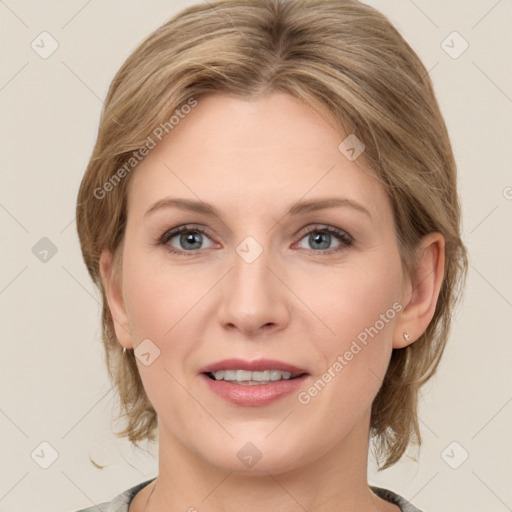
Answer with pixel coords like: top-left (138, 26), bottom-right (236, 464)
top-left (121, 250), bottom-right (207, 393)
top-left (122, 250), bottom-right (205, 341)
top-left (301, 258), bottom-right (402, 346)
top-left (299, 258), bottom-right (402, 402)
top-left (120, 253), bottom-right (197, 423)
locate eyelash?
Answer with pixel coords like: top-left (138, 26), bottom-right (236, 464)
top-left (158, 224), bottom-right (353, 256)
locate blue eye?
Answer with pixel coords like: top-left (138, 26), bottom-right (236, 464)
top-left (159, 224), bottom-right (353, 256)
top-left (160, 225), bottom-right (215, 254)
top-left (296, 226), bottom-right (353, 253)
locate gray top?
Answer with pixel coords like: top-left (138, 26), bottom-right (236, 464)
top-left (75, 478), bottom-right (424, 512)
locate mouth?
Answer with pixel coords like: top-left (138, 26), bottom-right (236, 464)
top-left (204, 369), bottom-right (307, 385)
top-left (198, 358), bottom-right (310, 406)
top-left (199, 358), bottom-right (309, 382)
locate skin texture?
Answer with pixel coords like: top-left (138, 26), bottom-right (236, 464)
top-left (100, 92), bottom-right (445, 512)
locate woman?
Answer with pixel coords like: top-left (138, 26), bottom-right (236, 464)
top-left (74, 0), bottom-right (468, 510)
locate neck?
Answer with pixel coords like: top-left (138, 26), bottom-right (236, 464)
top-left (140, 410), bottom-right (393, 512)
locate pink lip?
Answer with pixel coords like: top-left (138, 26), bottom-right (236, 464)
top-left (198, 358), bottom-right (308, 375)
top-left (198, 358), bottom-right (310, 407)
top-left (199, 373), bottom-right (310, 407)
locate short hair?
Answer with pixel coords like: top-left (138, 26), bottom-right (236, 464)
top-left (76, 0), bottom-right (468, 470)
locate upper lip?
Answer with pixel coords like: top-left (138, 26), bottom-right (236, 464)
top-left (199, 358), bottom-right (309, 376)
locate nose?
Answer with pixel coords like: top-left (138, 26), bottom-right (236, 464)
top-left (216, 245), bottom-right (291, 337)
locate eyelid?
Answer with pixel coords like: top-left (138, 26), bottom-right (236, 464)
top-left (158, 224), bottom-right (218, 255)
top-left (295, 223), bottom-right (353, 242)
top-left (292, 224), bottom-right (353, 253)
top-left (159, 224), bottom-right (213, 243)
top-left (158, 222), bottom-right (353, 255)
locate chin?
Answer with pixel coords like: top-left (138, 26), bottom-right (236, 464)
top-left (193, 431), bottom-right (320, 476)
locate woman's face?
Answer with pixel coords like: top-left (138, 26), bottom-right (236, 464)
top-left (106, 92), bottom-right (411, 474)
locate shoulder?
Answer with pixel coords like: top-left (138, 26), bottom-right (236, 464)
top-left (73, 478), bottom-right (157, 512)
top-left (371, 486), bottom-right (425, 512)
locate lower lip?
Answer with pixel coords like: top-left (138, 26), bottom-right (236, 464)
top-left (200, 373), bottom-right (309, 407)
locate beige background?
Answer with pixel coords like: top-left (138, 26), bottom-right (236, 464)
top-left (1, 0), bottom-right (511, 511)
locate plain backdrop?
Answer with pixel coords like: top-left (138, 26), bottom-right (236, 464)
top-left (1, 1), bottom-right (511, 511)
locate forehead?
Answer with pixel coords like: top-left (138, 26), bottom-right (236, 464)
top-left (128, 92), bottom-right (390, 224)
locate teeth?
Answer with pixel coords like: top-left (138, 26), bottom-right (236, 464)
top-left (212, 369), bottom-right (294, 383)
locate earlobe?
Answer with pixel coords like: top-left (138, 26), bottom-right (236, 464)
top-left (99, 249), bottom-right (133, 349)
top-left (393, 232), bottom-right (445, 349)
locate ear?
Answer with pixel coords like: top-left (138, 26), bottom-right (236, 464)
top-left (99, 248), bottom-right (133, 349)
top-left (393, 232), bottom-right (445, 349)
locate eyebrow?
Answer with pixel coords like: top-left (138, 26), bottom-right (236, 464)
top-left (144, 197), bottom-right (372, 220)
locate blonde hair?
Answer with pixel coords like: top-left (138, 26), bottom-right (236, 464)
top-left (76, 0), bottom-right (468, 469)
